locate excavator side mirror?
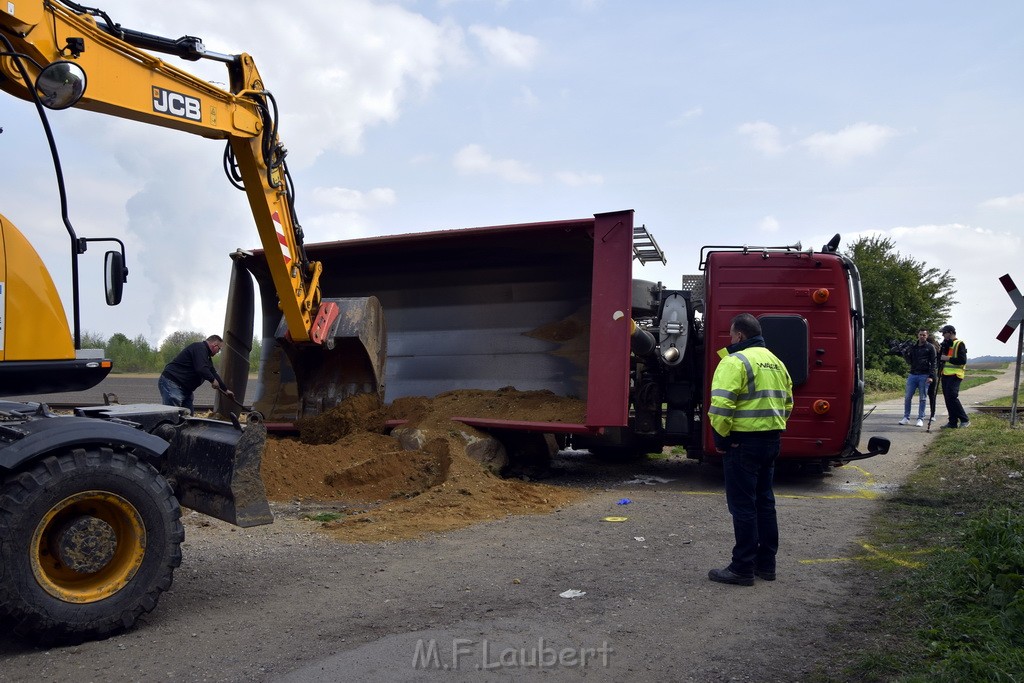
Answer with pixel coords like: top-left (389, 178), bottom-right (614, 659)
top-left (35, 61), bottom-right (87, 110)
top-left (104, 250), bottom-right (127, 306)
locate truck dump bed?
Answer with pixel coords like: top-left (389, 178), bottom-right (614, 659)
top-left (227, 210), bottom-right (638, 433)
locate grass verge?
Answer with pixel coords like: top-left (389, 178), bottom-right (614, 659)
top-left (865, 371), bottom-right (1000, 405)
top-left (813, 413), bottom-right (1024, 681)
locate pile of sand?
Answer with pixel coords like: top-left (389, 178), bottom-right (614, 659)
top-left (259, 389), bottom-right (588, 541)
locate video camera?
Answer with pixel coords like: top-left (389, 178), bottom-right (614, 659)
top-left (887, 338), bottom-right (914, 357)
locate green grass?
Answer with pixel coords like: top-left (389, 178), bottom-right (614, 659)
top-left (961, 372), bottom-right (1000, 392)
top-left (985, 395), bottom-right (1023, 408)
top-left (815, 412), bottom-right (1024, 681)
top-left (300, 511), bottom-right (346, 523)
top-left (865, 369), bottom-right (1000, 404)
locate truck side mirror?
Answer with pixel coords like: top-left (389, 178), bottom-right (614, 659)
top-left (105, 250), bottom-right (127, 306)
top-left (36, 61), bottom-right (87, 110)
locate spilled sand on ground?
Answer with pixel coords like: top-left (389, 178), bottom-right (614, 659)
top-left (259, 388), bottom-right (589, 542)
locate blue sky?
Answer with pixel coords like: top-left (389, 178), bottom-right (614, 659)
top-left (4, 0), bottom-right (1023, 358)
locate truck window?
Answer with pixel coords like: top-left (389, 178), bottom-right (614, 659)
top-left (758, 314), bottom-right (808, 385)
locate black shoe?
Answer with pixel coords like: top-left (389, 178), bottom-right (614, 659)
top-left (708, 567), bottom-right (754, 586)
top-left (754, 569), bottom-right (776, 581)
top-left (939, 423), bottom-right (958, 430)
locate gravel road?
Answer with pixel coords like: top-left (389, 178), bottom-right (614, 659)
top-left (0, 368), bottom-right (1018, 682)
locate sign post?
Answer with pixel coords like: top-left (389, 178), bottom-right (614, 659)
top-left (996, 274), bottom-right (1024, 427)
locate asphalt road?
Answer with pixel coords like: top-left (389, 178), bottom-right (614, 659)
top-left (2, 374), bottom-right (220, 408)
top-left (0, 369), bottom-right (1018, 681)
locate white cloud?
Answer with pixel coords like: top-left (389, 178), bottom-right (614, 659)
top-left (121, 166), bottom-right (250, 343)
top-left (980, 192), bottom-right (1024, 209)
top-left (738, 121), bottom-right (786, 156)
top-left (670, 107), bottom-right (703, 126)
top-left (303, 211), bottom-right (377, 242)
top-left (453, 144), bottom-right (541, 183)
top-left (555, 171), bottom-right (603, 187)
top-left (439, 0), bottom-right (515, 6)
top-left (107, 0), bottom-right (468, 165)
top-left (799, 122), bottom-right (899, 164)
top-left (759, 216), bottom-right (780, 233)
top-left (311, 187), bottom-right (397, 211)
top-left (469, 25), bottom-right (540, 68)
top-left (517, 85), bottom-right (541, 109)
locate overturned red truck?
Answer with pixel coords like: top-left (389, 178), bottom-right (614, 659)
top-left (219, 209), bottom-right (889, 469)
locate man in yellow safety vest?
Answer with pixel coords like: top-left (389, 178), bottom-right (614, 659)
top-left (938, 324), bottom-right (969, 429)
top-left (707, 313), bottom-right (793, 586)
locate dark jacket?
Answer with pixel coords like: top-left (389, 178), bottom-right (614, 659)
top-left (161, 341), bottom-right (228, 394)
top-left (903, 341), bottom-right (937, 376)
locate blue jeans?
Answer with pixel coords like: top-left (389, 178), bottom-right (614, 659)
top-left (722, 436), bottom-right (780, 577)
top-left (158, 375), bottom-right (194, 415)
top-left (903, 373), bottom-right (930, 420)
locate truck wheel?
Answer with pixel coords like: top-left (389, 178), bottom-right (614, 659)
top-left (589, 445), bottom-right (639, 461)
top-left (589, 442), bottom-right (661, 462)
top-left (0, 448), bottom-right (183, 643)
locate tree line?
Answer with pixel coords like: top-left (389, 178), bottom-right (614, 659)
top-left (81, 330), bottom-right (262, 374)
top-left (845, 235), bottom-right (956, 375)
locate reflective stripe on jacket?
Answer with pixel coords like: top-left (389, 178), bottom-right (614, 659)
top-left (709, 346), bottom-right (794, 437)
top-left (941, 339), bottom-right (966, 379)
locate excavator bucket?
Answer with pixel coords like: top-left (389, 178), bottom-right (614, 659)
top-left (220, 253), bottom-right (387, 423)
top-left (161, 417), bottom-right (273, 527)
top-left (256, 296), bottom-right (387, 420)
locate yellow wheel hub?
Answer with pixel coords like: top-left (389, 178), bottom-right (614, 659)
top-left (30, 490), bottom-right (147, 603)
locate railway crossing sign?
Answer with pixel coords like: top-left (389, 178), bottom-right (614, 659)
top-left (996, 274), bottom-right (1024, 343)
top-left (996, 273), bottom-right (1024, 426)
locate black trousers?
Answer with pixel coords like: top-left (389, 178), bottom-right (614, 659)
top-left (941, 374), bottom-right (969, 426)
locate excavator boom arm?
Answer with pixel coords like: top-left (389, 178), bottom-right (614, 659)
top-left (0, 1), bottom-right (317, 341)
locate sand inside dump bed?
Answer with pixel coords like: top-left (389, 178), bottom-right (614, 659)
top-left (259, 388), bottom-right (589, 542)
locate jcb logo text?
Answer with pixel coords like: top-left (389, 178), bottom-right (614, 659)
top-left (152, 87), bottom-right (201, 121)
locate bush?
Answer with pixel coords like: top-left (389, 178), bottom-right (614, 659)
top-left (864, 367), bottom-right (905, 393)
top-left (158, 330), bottom-right (205, 368)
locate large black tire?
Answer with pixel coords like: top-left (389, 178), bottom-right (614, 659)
top-left (0, 448), bottom-right (183, 643)
top-left (588, 445), bottom-right (650, 462)
top-left (588, 438), bottom-right (664, 462)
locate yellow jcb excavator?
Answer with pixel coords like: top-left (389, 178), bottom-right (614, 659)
top-left (0, 1), bottom-right (385, 642)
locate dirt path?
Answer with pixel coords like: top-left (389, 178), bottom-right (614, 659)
top-left (0, 368), bottom-right (1018, 682)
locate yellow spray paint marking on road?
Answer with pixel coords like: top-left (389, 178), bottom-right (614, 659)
top-left (800, 542), bottom-right (931, 569)
top-left (680, 490), bottom-right (879, 500)
top-left (681, 464), bottom-right (884, 500)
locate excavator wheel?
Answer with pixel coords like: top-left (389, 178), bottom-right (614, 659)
top-left (0, 448), bottom-right (183, 644)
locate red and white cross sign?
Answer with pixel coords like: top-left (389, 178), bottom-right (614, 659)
top-left (996, 274), bottom-right (1024, 343)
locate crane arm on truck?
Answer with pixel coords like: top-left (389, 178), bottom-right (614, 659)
top-left (0, 0), bottom-right (385, 410)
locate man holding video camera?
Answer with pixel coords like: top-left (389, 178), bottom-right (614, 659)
top-left (898, 328), bottom-right (937, 427)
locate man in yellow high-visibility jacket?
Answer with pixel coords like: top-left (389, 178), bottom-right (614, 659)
top-left (707, 313), bottom-right (793, 586)
top-left (938, 324), bottom-right (970, 429)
